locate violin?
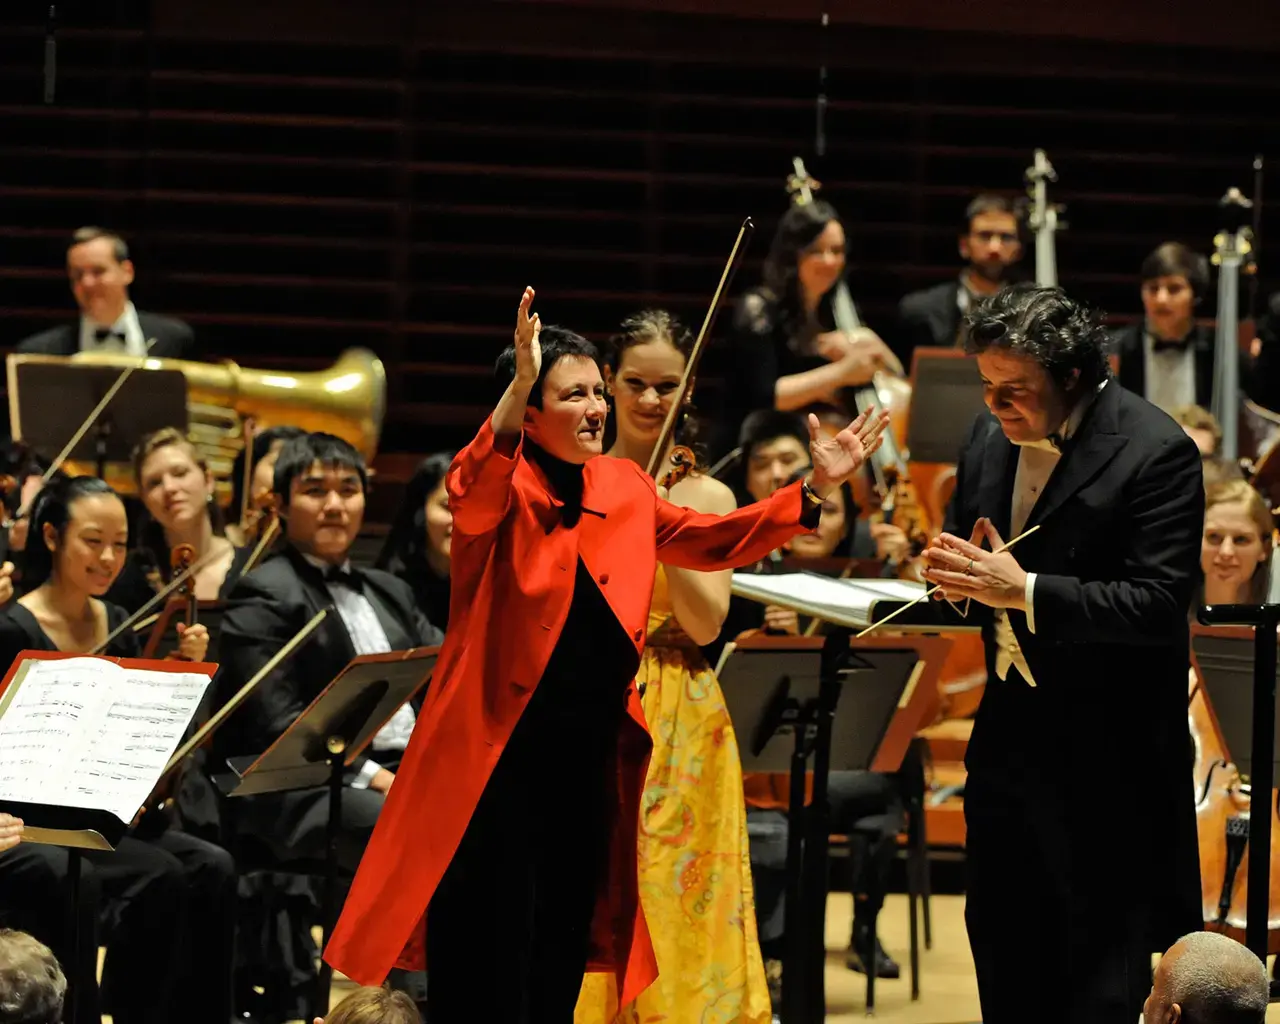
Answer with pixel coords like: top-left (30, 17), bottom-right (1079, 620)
top-left (648, 218), bottom-right (755, 491)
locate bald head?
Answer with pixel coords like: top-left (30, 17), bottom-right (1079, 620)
top-left (1144, 932), bottom-right (1268, 1024)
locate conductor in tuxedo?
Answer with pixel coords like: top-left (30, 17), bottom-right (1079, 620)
top-left (16, 227), bottom-right (196, 359)
top-left (923, 284), bottom-right (1203, 1024)
top-left (216, 431), bottom-right (443, 871)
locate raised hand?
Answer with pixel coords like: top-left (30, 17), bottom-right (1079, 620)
top-left (806, 408), bottom-right (890, 495)
top-left (514, 285), bottom-right (542, 387)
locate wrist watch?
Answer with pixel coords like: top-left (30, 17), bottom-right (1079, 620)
top-left (801, 479), bottom-right (826, 506)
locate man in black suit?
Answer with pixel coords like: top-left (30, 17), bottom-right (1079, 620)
top-left (893, 195), bottom-right (1023, 368)
top-left (16, 227), bottom-right (196, 359)
top-left (1108, 241), bottom-right (1220, 412)
top-left (217, 432), bottom-right (443, 871)
top-left (923, 285), bottom-right (1203, 1023)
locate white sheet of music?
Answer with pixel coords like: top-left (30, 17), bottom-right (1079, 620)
top-left (0, 657), bottom-right (211, 823)
top-left (730, 573), bottom-right (928, 626)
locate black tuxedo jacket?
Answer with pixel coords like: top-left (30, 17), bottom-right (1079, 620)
top-left (1109, 322), bottom-right (1218, 408)
top-left (944, 381), bottom-right (1203, 948)
top-left (16, 311), bottom-right (197, 360)
top-left (894, 280), bottom-right (962, 367)
top-left (215, 547), bottom-right (444, 771)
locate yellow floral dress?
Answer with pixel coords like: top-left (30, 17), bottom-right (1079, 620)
top-left (575, 566), bottom-right (772, 1024)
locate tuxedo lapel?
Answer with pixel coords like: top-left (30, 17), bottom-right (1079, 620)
top-left (1193, 326), bottom-right (1216, 407)
top-left (285, 548), bottom-right (358, 664)
top-left (1024, 385), bottom-right (1125, 532)
top-left (363, 576), bottom-right (415, 650)
top-left (975, 421), bottom-right (1017, 539)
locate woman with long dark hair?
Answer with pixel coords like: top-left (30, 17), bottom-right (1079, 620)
top-left (376, 451), bottom-right (456, 629)
top-left (721, 201), bottom-right (899, 456)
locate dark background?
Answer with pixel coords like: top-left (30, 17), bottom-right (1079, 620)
top-left (1, 0), bottom-right (1276, 466)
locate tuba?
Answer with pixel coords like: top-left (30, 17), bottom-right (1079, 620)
top-left (8, 347), bottom-right (386, 499)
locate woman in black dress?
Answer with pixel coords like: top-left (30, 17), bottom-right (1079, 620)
top-left (0, 474), bottom-right (235, 1024)
top-left (375, 450), bottom-right (455, 630)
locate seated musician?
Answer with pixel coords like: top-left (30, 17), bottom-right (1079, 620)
top-left (719, 202), bottom-right (899, 459)
top-left (16, 227), bottom-right (196, 360)
top-left (215, 431), bottom-right (444, 871)
top-left (375, 451), bottom-right (455, 630)
top-left (1251, 290), bottom-right (1280, 413)
top-left (225, 425), bottom-right (306, 548)
top-left (0, 474), bottom-right (234, 1024)
top-left (1199, 478), bottom-right (1272, 609)
top-left (894, 194), bottom-right (1023, 366)
top-left (710, 410), bottom-right (910, 984)
top-left (0, 445), bottom-right (47, 600)
top-left (109, 428), bottom-right (254, 613)
top-left (1170, 404), bottom-right (1222, 458)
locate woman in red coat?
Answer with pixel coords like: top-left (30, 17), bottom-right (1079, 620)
top-left (323, 287), bottom-right (888, 1021)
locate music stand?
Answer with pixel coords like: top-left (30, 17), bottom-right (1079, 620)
top-left (1195, 606), bottom-right (1280, 969)
top-left (718, 631), bottom-right (949, 1021)
top-left (220, 647), bottom-right (439, 1019)
top-left (906, 348), bottom-right (986, 464)
top-left (7, 356), bottom-right (188, 479)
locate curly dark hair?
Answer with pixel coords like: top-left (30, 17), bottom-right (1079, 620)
top-left (963, 284), bottom-right (1112, 393)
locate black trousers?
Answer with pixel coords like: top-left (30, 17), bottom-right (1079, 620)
top-left (229, 783), bottom-right (386, 873)
top-left (965, 773), bottom-right (1151, 1024)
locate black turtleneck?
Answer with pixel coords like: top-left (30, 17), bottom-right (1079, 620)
top-left (524, 438), bottom-right (586, 525)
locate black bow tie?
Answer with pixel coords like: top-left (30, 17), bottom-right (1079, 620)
top-left (93, 327), bottom-right (125, 343)
top-left (1151, 336), bottom-right (1192, 354)
top-left (324, 566), bottom-right (363, 590)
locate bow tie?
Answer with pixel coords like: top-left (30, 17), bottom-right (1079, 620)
top-left (324, 566), bottom-right (363, 590)
top-left (93, 327), bottom-right (126, 343)
top-left (1151, 336), bottom-right (1192, 354)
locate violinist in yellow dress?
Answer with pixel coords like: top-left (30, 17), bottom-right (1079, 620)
top-left (575, 310), bottom-right (772, 1024)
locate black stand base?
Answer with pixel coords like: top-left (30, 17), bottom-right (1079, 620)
top-left (310, 744), bottom-right (344, 1021)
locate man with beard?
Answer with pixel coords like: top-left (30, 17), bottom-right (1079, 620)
top-left (894, 195), bottom-right (1023, 366)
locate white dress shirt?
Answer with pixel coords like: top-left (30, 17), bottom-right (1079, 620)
top-left (992, 381), bottom-right (1108, 687)
top-left (302, 554), bottom-right (416, 788)
top-left (79, 301), bottom-right (149, 357)
top-left (1141, 325), bottom-right (1197, 413)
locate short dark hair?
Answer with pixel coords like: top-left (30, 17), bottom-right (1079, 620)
top-left (494, 325), bottom-right (600, 410)
top-left (23, 475), bottom-right (120, 588)
top-left (1141, 242), bottom-right (1211, 301)
top-left (739, 409), bottom-right (809, 460)
top-left (0, 929), bottom-right (66, 1024)
top-left (962, 195), bottom-right (1019, 235)
top-left (68, 226), bottom-right (129, 264)
top-left (230, 425), bottom-right (308, 516)
top-left (963, 284), bottom-right (1112, 393)
top-left (272, 432), bottom-right (369, 504)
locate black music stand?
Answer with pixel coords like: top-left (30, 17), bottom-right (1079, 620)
top-left (8, 358), bottom-right (188, 477)
top-left (1192, 614), bottom-right (1280, 974)
top-left (219, 648), bottom-right (438, 1020)
top-left (906, 348), bottom-right (986, 464)
top-left (718, 631), bottom-right (949, 1021)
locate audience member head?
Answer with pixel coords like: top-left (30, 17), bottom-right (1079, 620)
top-left (495, 325), bottom-right (606, 464)
top-left (1201, 479), bottom-right (1273, 605)
top-left (317, 984), bottom-right (420, 1024)
top-left (66, 226), bottom-right (133, 327)
top-left (376, 451), bottom-right (455, 579)
top-left (1143, 931), bottom-right (1267, 1024)
top-left (1141, 242), bottom-right (1209, 343)
top-left (964, 284), bottom-right (1111, 444)
top-left (763, 201), bottom-right (845, 313)
top-left (25, 475), bottom-right (127, 593)
top-left (230, 425), bottom-right (308, 521)
top-left (1171, 405), bottom-right (1222, 458)
top-left (273, 433), bottom-right (368, 565)
top-left (738, 410), bottom-right (811, 504)
top-left (959, 195), bottom-right (1022, 288)
top-left (0, 928), bottom-right (66, 1024)
top-left (604, 310), bottom-right (697, 456)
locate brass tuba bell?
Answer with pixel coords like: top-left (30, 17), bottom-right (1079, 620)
top-left (8, 348), bottom-right (386, 499)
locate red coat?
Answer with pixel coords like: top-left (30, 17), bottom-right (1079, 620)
top-left (323, 418), bottom-right (816, 1002)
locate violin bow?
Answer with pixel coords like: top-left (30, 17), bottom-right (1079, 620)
top-left (9, 339), bottom-right (157, 525)
top-left (645, 218), bottom-right (756, 479)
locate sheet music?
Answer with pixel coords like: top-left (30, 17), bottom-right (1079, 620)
top-left (0, 658), bottom-right (211, 823)
top-left (730, 573), bottom-right (928, 627)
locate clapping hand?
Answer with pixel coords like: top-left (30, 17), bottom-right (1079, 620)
top-left (923, 518), bottom-right (1029, 610)
top-left (514, 286), bottom-right (542, 387)
top-left (806, 407), bottom-right (890, 496)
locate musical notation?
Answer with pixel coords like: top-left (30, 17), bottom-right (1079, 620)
top-left (0, 658), bottom-right (212, 823)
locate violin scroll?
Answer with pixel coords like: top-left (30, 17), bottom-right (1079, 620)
top-left (658, 445), bottom-right (697, 492)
